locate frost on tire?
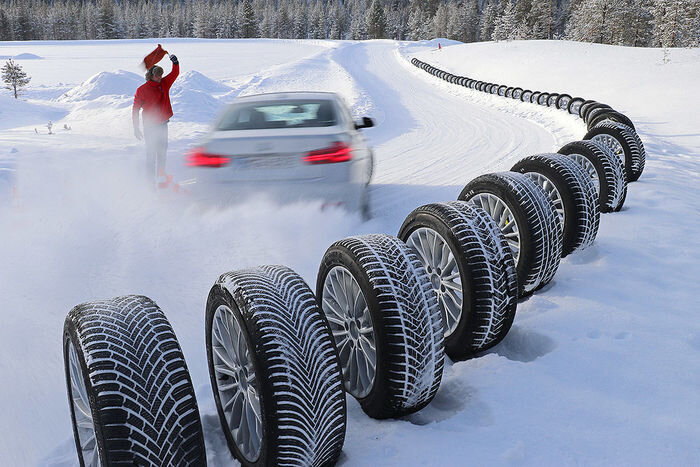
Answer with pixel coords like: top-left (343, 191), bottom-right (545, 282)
top-left (511, 154), bottom-right (600, 257)
top-left (317, 234), bottom-right (444, 419)
top-left (584, 121), bottom-right (646, 182)
top-left (63, 296), bottom-right (206, 466)
top-left (559, 140), bottom-right (627, 213)
top-left (459, 172), bottom-right (562, 296)
top-left (398, 202), bottom-right (518, 360)
top-left (207, 265), bottom-right (346, 466)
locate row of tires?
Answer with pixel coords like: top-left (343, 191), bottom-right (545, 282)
top-left (63, 60), bottom-right (647, 466)
top-left (410, 57), bottom-right (646, 183)
top-left (63, 148), bottom-right (629, 466)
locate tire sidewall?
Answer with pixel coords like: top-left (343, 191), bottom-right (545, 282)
top-left (316, 246), bottom-right (391, 418)
top-left (586, 126), bottom-right (633, 178)
top-left (397, 211), bottom-right (476, 359)
top-left (459, 182), bottom-right (534, 296)
top-left (513, 160), bottom-right (578, 257)
top-left (206, 286), bottom-right (271, 467)
top-left (63, 321), bottom-right (108, 467)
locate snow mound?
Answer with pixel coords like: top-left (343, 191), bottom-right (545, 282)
top-left (0, 53), bottom-right (43, 60)
top-left (174, 70), bottom-right (231, 94)
top-left (170, 88), bottom-right (225, 124)
top-left (59, 70), bottom-right (143, 102)
top-left (14, 53), bottom-right (43, 60)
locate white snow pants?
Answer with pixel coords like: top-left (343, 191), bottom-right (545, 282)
top-left (144, 121), bottom-right (168, 183)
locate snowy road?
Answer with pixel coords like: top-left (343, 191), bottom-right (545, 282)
top-left (0, 39), bottom-right (698, 466)
top-left (329, 41), bottom-right (570, 228)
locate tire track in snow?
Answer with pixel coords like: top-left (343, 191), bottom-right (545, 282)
top-left (330, 41), bottom-right (559, 227)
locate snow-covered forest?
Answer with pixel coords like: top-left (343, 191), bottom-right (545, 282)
top-left (0, 0), bottom-right (697, 47)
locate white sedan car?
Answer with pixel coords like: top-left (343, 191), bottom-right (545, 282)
top-left (185, 92), bottom-right (374, 215)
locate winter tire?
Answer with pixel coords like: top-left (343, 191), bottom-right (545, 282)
top-left (559, 140), bottom-right (627, 212)
top-left (584, 121), bottom-right (645, 182)
top-left (578, 99), bottom-right (598, 118)
top-left (547, 93), bottom-right (559, 107)
top-left (556, 93), bottom-right (572, 110)
top-left (505, 87), bottom-right (514, 98)
top-left (584, 107), bottom-right (609, 127)
top-left (587, 110), bottom-right (636, 131)
top-left (567, 97), bottom-right (585, 115)
top-left (511, 154), bottom-right (600, 257)
top-left (521, 90), bottom-right (533, 102)
top-left (475, 81), bottom-right (484, 91)
top-left (317, 234), bottom-right (444, 419)
top-left (490, 84), bottom-right (499, 95)
top-left (583, 103), bottom-right (612, 123)
top-left (498, 85), bottom-right (508, 96)
top-left (64, 296), bottom-right (206, 467)
top-left (207, 266), bottom-right (346, 466)
top-left (537, 92), bottom-right (550, 106)
top-left (459, 172), bottom-right (562, 296)
top-left (398, 202), bottom-right (518, 359)
top-left (530, 91), bottom-right (541, 104)
top-left (512, 87), bottom-right (523, 99)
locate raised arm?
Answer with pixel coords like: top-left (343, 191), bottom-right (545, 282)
top-left (162, 55), bottom-right (179, 90)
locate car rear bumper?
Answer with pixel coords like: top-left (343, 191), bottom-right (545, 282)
top-left (184, 178), bottom-right (366, 213)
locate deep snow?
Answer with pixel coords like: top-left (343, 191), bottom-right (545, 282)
top-left (0, 38), bottom-right (698, 466)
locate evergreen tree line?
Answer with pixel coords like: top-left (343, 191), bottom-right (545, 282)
top-left (0, 0), bottom-right (697, 48)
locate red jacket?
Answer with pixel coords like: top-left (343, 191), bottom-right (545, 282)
top-left (132, 64), bottom-right (179, 127)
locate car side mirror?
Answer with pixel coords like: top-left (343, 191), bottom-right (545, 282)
top-left (355, 117), bottom-right (374, 130)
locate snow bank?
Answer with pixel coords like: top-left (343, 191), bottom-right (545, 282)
top-left (171, 88), bottom-right (225, 124)
top-left (58, 69), bottom-right (144, 102)
top-left (0, 53), bottom-right (43, 60)
top-left (175, 70), bottom-right (232, 94)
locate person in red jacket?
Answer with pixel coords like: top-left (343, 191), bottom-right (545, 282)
top-left (132, 54), bottom-right (179, 184)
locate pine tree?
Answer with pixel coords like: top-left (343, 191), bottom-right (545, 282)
top-left (566, 0), bottom-right (618, 43)
top-left (96, 0), bottom-right (118, 39)
top-left (0, 8), bottom-right (11, 41)
top-left (293, 0), bottom-right (308, 38)
top-left (366, 0), bottom-right (387, 38)
top-left (309, 1), bottom-right (327, 39)
top-left (2, 59), bottom-right (31, 99)
top-left (652, 0), bottom-right (698, 47)
top-left (493, 0), bottom-right (519, 40)
top-left (238, 0), bottom-right (258, 38)
top-left (480, 0), bottom-right (499, 40)
top-left (350, 0), bottom-right (369, 39)
top-left (433, 2), bottom-right (450, 37)
top-left (529, 0), bottom-right (553, 39)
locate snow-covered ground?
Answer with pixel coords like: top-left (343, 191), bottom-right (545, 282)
top-left (0, 38), bottom-right (698, 466)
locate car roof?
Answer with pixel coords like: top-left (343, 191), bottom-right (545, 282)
top-left (234, 91), bottom-right (340, 103)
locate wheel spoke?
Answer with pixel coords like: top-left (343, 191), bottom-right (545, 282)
top-left (469, 193), bottom-right (520, 264)
top-left (212, 305), bottom-right (262, 462)
top-left (322, 266), bottom-right (376, 398)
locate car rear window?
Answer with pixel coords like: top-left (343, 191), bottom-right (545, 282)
top-left (216, 99), bottom-right (338, 130)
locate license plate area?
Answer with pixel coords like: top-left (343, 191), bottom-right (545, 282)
top-left (235, 154), bottom-right (295, 170)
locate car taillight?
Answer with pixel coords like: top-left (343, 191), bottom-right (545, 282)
top-left (303, 142), bottom-right (353, 164)
top-left (186, 147), bottom-right (230, 167)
